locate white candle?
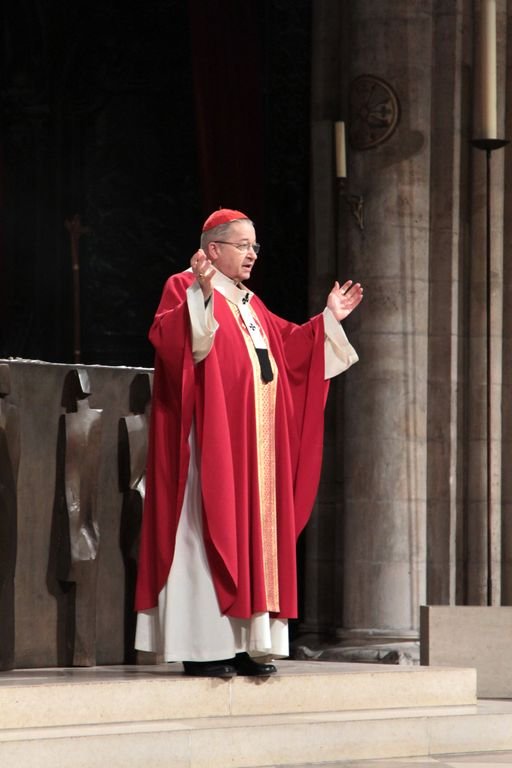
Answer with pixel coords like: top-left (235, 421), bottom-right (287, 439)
top-left (335, 121), bottom-right (347, 178)
top-left (479, 0), bottom-right (498, 139)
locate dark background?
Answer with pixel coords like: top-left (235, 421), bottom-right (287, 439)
top-left (0, 0), bottom-right (312, 367)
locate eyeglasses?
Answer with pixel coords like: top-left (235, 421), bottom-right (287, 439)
top-left (214, 240), bottom-right (261, 255)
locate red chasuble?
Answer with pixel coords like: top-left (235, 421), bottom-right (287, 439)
top-left (135, 270), bottom-right (329, 619)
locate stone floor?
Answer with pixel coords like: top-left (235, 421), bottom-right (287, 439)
top-left (272, 752), bottom-right (512, 768)
top-left (273, 754), bottom-right (512, 768)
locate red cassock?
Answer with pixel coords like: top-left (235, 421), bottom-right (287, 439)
top-left (135, 270), bottom-right (330, 619)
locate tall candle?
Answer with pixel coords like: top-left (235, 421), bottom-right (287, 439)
top-left (479, 0), bottom-right (497, 139)
top-left (335, 121), bottom-right (347, 178)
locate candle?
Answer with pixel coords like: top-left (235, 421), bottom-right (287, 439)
top-left (479, 0), bottom-right (497, 139)
top-left (335, 121), bottom-right (347, 178)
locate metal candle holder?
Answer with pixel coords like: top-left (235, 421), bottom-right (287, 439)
top-left (470, 136), bottom-right (509, 605)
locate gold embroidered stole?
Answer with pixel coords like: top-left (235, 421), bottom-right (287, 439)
top-left (228, 302), bottom-right (280, 612)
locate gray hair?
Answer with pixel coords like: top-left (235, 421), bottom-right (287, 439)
top-left (200, 218), bottom-right (253, 250)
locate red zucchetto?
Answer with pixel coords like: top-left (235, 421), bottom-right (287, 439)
top-left (202, 208), bottom-right (249, 232)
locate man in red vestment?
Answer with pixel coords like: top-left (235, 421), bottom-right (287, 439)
top-left (135, 208), bottom-right (363, 677)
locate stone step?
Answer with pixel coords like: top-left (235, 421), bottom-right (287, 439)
top-left (0, 660), bottom-right (500, 768)
top-left (0, 660), bottom-right (476, 730)
top-left (2, 698), bottom-right (512, 768)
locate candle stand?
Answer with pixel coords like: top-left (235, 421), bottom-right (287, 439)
top-left (470, 136), bottom-right (509, 605)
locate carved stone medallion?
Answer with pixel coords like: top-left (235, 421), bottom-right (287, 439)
top-left (349, 75), bottom-right (400, 150)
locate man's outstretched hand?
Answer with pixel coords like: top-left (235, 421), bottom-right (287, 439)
top-left (326, 280), bottom-right (364, 322)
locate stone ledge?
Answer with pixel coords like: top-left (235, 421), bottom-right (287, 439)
top-left (0, 660), bottom-right (475, 730)
top-left (1, 699), bottom-right (512, 768)
top-left (421, 605), bottom-right (512, 697)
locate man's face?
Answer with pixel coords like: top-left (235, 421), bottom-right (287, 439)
top-left (208, 220), bottom-right (258, 283)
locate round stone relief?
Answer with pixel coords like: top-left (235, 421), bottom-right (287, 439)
top-left (349, 75), bottom-right (400, 150)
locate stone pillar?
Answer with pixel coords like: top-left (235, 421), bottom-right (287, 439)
top-left (303, 0), bottom-right (512, 651)
top-left (339, 1), bottom-right (433, 642)
top-left (426, 2), bottom-right (471, 607)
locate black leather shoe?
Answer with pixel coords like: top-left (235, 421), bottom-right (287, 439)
top-left (183, 660), bottom-right (237, 678)
top-left (233, 652), bottom-right (277, 676)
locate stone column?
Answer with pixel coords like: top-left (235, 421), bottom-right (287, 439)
top-left (339, 1), bottom-right (433, 642)
top-left (426, 2), bottom-right (471, 607)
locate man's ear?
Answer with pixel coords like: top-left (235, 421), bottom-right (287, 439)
top-left (206, 242), bottom-right (218, 262)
